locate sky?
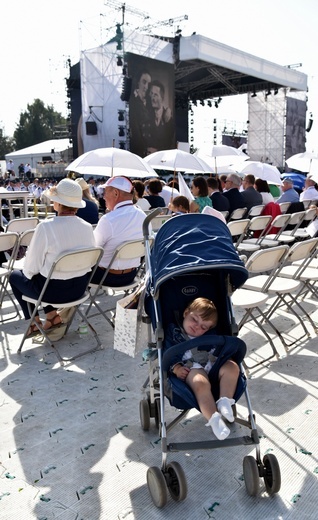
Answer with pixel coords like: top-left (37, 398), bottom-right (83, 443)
top-left (1, 0), bottom-right (318, 153)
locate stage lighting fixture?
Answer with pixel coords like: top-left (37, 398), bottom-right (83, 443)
top-left (192, 100), bottom-right (197, 107)
top-left (251, 88), bottom-right (257, 97)
top-left (266, 88), bottom-right (271, 97)
top-left (119, 141), bottom-right (126, 149)
top-left (200, 100), bottom-right (205, 106)
top-left (118, 126), bottom-right (125, 137)
top-left (207, 100), bottom-right (212, 107)
top-left (118, 110), bottom-right (125, 121)
top-left (117, 56), bottom-right (123, 67)
top-left (274, 88), bottom-right (278, 95)
top-left (214, 101), bottom-right (218, 108)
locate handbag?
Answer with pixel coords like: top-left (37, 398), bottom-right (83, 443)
top-left (113, 281), bottom-right (148, 357)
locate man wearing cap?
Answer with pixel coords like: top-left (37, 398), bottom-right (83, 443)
top-left (91, 176), bottom-right (146, 287)
top-left (300, 177), bottom-right (318, 202)
top-left (276, 178), bottom-right (299, 204)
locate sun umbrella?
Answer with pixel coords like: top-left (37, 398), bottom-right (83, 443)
top-left (195, 151), bottom-right (249, 174)
top-left (286, 152), bottom-right (318, 173)
top-left (281, 172), bottom-right (306, 191)
top-left (236, 161), bottom-right (282, 185)
top-left (65, 147), bottom-right (158, 178)
top-left (196, 145), bottom-right (249, 174)
top-left (144, 149), bottom-right (213, 173)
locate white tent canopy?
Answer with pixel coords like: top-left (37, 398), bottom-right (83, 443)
top-left (5, 139), bottom-right (72, 172)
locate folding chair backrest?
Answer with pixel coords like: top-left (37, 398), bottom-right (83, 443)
top-left (227, 219), bottom-right (250, 239)
top-left (0, 232), bottom-right (19, 270)
top-left (150, 215), bottom-right (172, 232)
top-left (265, 213), bottom-right (291, 238)
top-left (284, 237), bottom-right (318, 265)
top-left (302, 207), bottom-right (317, 225)
top-left (279, 202), bottom-right (291, 214)
top-left (0, 232), bottom-right (19, 254)
top-left (112, 239), bottom-right (146, 262)
top-left (19, 228), bottom-right (36, 248)
top-left (228, 207), bottom-right (247, 221)
top-left (247, 204), bottom-right (265, 217)
top-left (245, 245), bottom-right (289, 274)
top-left (52, 247), bottom-right (103, 276)
top-left (248, 215), bottom-right (272, 232)
top-left (6, 217), bottom-right (39, 234)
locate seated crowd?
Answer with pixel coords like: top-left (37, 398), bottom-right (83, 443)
top-left (2, 170), bottom-right (318, 338)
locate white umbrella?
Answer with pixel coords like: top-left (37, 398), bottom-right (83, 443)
top-left (235, 161), bottom-right (282, 185)
top-left (144, 149), bottom-right (213, 173)
top-left (195, 151), bottom-right (249, 174)
top-left (286, 152), bottom-right (318, 173)
top-left (65, 147), bottom-right (158, 178)
top-left (196, 145), bottom-right (249, 174)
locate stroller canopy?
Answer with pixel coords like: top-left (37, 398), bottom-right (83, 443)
top-left (150, 214), bottom-right (248, 296)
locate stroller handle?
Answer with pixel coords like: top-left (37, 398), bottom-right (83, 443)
top-left (143, 208), bottom-right (163, 239)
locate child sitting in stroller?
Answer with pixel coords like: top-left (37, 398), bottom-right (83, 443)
top-left (166, 297), bottom-right (239, 441)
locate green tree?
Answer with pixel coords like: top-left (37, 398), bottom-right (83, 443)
top-left (0, 128), bottom-right (15, 159)
top-left (14, 99), bottom-right (66, 150)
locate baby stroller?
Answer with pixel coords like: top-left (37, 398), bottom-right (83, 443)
top-left (140, 210), bottom-right (281, 508)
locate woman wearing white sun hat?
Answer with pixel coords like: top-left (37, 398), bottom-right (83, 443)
top-left (9, 178), bottom-right (96, 336)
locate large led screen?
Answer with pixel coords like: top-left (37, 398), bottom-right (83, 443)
top-left (127, 53), bottom-right (176, 157)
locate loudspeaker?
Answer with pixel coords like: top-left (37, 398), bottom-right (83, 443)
top-left (120, 76), bottom-right (132, 102)
top-left (85, 121), bottom-right (98, 135)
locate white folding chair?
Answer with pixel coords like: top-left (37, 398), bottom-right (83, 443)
top-left (292, 208), bottom-right (317, 240)
top-left (278, 202), bottom-right (291, 214)
top-left (227, 219), bottom-right (250, 250)
top-left (238, 215), bottom-right (272, 254)
top-left (0, 232), bottom-right (21, 321)
top-left (2, 228), bottom-right (35, 271)
top-left (232, 245), bottom-right (289, 366)
top-left (86, 239), bottom-right (147, 327)
top-left (250, 213), bottom-right (291, 248)
top-left (274, 211), bottom-right (306, 244)
top-left (150, 215), bottom-right (172, 233)
top-left (272, 238), bottom-right (318, 310)
top-left (246, 204), bottom-right (265, 218)
top-left (18, 246), bottom-right (104, 365)
top-left (243, 244), bottom-right (313, 350)
top-left (228, 207), bottom-right (247, 221)
top-left (6, 217), bottom-right (39, 233)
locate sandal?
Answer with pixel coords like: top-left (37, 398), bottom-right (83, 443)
top-left (26, 322), bottom-right (42, 338)
top-left (43, 313), bottom-right (63, 331)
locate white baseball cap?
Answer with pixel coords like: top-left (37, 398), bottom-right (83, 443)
top-left (100, 176), bottom-right (133, 193)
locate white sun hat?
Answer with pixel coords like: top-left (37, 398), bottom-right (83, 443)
top-left (45, 178), bottom-right (86, 208)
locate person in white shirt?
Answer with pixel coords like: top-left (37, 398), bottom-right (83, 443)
top-left (92, 176), bottom-right (146, 287)
top-left (299, 177), bottom-right (318, 202)
top-left (9, 178), bottom-right (95, 336)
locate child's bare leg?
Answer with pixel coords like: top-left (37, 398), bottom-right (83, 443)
top-left (217, 360), bottom-right (240, 422)
top-left (186, 368), bottom-right (216, 420)
top-left (186, 368), bottom-right (230, 440)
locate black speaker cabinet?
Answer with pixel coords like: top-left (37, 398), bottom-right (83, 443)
top-left (86, 121), bottom-right (98, 135)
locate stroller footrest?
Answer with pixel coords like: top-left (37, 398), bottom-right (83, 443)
top-left (168, 435), bottom-right (256, 452)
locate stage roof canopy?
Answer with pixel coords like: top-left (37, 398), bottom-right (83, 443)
top-left (173, 34), bottom-right (307, 101)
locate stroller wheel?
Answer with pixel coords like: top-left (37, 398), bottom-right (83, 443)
top-left (165, 461), bottom-right (188, 502)
top-left (140, 399), bottom-right (150, 431)
top-left (263, 454), bottom-right (281, 495)
top-left (147, 466), bottom-right (168, 508)
top-left (243, 455), bottom-right (259, 496)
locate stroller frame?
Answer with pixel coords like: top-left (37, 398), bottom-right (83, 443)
top-left (140, 210), bottom-right (281, 508)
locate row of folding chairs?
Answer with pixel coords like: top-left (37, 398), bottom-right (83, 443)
top-left (228, 208), bottom-right (317, 256)
top-left (232, 237), bottom-right (318, 371)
